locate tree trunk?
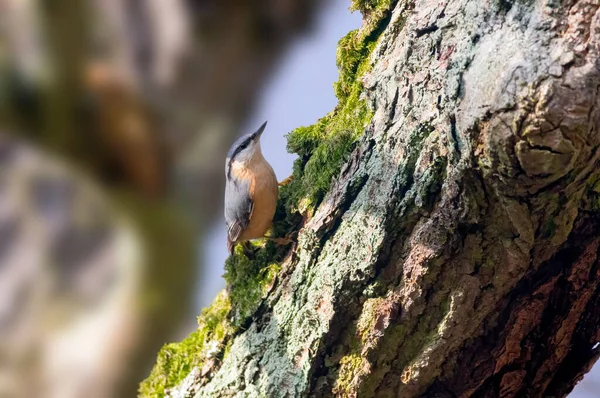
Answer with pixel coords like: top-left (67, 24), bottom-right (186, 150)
top-left (151, 0), bottom-right (600, 397)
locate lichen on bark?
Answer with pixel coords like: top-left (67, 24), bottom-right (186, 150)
top-left (285, 0), bottom-right (397, 212)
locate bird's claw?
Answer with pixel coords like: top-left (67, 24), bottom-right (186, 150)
top-left (278, 175), bottom-right (294, 187)
top-left (271, 237), bottom-right (294, 245)
top-left (265, 230), bottom-right (298, 246)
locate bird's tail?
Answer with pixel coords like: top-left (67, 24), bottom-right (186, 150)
top-left (227, 239), bottom-right (234, 255)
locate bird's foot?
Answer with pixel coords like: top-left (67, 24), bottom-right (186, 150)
top-left (265, 231), bottom-right (298, 246)
top-left (278, 174), bottom-right (294, 187)
top-left (270, 237), bottom-right (294, 246)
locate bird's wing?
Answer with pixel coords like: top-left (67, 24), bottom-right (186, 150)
top-left (224, 178), bottom-right (253, 245)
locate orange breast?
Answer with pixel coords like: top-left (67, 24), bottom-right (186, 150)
top-left (232, 157), bottom-right (278, 241)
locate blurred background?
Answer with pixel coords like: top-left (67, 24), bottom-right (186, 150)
top-left (0, 0), bottom-right (596, 397)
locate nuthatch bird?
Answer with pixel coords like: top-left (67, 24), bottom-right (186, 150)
top-left (225, 121), bottom-right (279, 254)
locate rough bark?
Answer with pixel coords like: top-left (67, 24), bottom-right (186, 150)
top-left (168, 0), bottom-right (600, 397)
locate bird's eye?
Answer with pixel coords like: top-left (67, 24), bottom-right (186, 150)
top-left (240, 142), bottom-right (249, 150)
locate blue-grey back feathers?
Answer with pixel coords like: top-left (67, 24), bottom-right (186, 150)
top-left (224, 177), bottom-right (252, 248)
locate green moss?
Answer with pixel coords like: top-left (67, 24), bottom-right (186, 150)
top-left (284, 1), bottom-right (397, 212)
top-left (351, 0), bottom-right (396, 32)
top-left (351, 0), bottom-right (394, 13)
top-left (139, 291), bottom-right (233, 397)
top-left (223, 241), bottom-right (283, 325)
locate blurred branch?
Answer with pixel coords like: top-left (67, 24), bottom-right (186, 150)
top-left (0, 0), bottom-right (332, 397)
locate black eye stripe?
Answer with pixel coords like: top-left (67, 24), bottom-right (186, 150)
top-left (231, 138), bottom-right (252, 160)
top-left (227, 133), bottom-right (256, 177)
top-left (241, 137), bottom-right (255, 150)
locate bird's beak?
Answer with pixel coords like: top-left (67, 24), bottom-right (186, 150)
top-left (255, 121), bottom-right (268, 138)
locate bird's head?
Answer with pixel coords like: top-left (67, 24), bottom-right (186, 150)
top-left (226, 121), bottom-right (267, 167)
